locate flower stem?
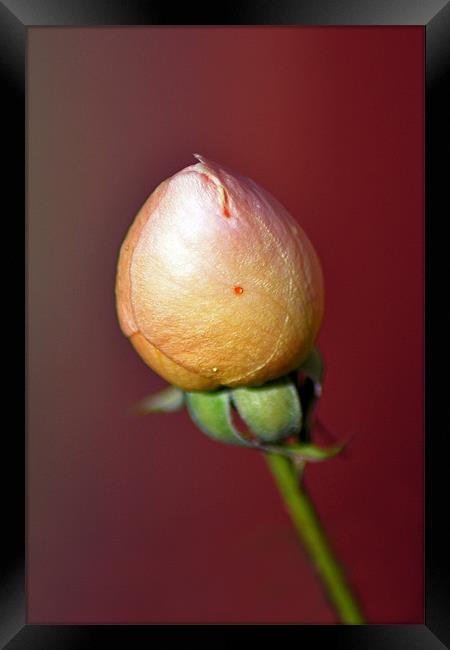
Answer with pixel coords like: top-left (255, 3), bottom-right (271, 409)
top-left (265, 452), bottom-right (365, 624)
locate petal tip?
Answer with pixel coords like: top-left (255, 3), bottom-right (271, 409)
top-left (193, 153), bottom-right (206, 164)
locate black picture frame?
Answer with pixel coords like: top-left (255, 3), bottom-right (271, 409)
top-left (4, 0), bottom-right (448, 647)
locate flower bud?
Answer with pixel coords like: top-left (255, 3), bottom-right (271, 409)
top-left (115, 155), bottom-right (324, 391)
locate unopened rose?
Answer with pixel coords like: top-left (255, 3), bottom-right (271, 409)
top-left (115, 155), bottom-right (324, 391)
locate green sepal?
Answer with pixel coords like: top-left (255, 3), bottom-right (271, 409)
top-left (299, 346), bottom-right (324, 385)
top-left (231, 377), bottom-right (302, 442)
top-left (264, 441), bottom-right (344, 462)
top-left (185, 390), bottom-right (250, 446)
top-left (135, 386), bottom-right (185, 414)
top-left (297, 347), bottom-right (324, 439)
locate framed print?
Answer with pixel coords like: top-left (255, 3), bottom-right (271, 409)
top-left (2, 0), bottom-right (449, 647)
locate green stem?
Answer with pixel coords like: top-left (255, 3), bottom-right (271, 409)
top-left (265, 452), bottom-right (365, 624)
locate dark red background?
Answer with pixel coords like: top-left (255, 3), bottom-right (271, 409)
top-left (28, 27), bottom-right (424, 623)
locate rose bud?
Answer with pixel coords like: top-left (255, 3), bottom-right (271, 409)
top-left (115, 155), bottom-right (324, 391)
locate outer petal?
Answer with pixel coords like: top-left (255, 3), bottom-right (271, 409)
top-left (115, 179), bottom-right (218, 390)
top-left (130, 333), bottom-right (218, 391)
top-left (115, 179), bottom-right (169, 337)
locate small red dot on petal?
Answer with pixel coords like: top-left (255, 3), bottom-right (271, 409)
top-left (234, 286), bottom-right (244, 295)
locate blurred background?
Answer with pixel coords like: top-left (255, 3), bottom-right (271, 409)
top-left (27, 27), bottom-right (423, 623)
